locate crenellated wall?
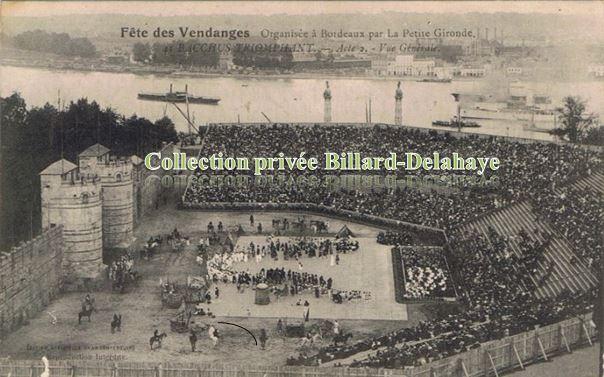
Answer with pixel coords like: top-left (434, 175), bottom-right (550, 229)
top-left (0, 226), bottom-right (64, 336)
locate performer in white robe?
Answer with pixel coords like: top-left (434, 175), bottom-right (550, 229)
top-left (208, 325), bottom-right (219, 347)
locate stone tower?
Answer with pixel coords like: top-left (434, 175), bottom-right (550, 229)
top-left (323, 81), bottom-right (332, 123)
top-left (78, 144), bottom-right (134, 249)
top-left (40, 159), bottom-right (104, 279)
top-left (395, 81), bottom-right (403, 126)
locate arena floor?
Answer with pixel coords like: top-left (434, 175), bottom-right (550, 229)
top-left (211, 235), bottom-right (406, 320)
top-left (0, 208), bottom-right (417, 365)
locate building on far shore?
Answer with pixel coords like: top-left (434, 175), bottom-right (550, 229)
top-left (588, 64), bottom-right (604, 78)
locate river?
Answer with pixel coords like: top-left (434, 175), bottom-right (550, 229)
top-left (2, 65), bottom-right (603, 141)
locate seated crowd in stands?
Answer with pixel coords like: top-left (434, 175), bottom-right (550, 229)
top-left (184, 124), bottom-right (600, 232)
top-left (182, 123), bottom-right (600, 368)
top-left (376, 231), bottom-right (414, 246)
top-left (286, 227), bottom-right (595, 367)
top-left (532, 186), bottom-right (603, 271)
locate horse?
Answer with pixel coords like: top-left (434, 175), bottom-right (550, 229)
top-left (129, 271), bottom-right (141, 287)
top-left (111, 314), bottom-right (122, 333)
top-left (149, 332), bottom-right (167, 350)
top-left (112, 273), bottom-right (126, 293)
top-left (208, 326), bottom-right (220, 348)
top-left (78, 303), bottom-right (95, 324)
top-left (299, 332), bottom-right (322, 348)
top-left (333, 332), bottom-right (353, 346)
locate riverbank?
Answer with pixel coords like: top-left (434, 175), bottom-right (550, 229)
top-left (0, 58), bottom-right (428, 82)
top-left (2, 47), bottom-right (601, 83)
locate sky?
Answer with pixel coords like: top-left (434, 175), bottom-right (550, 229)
top-left (2, 1), bottom-right (604, 17)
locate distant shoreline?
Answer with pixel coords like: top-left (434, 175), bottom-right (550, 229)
top-left (2, 56), bottom-right (598, 84)
top-left (0, 59), bottom-right (424, 81)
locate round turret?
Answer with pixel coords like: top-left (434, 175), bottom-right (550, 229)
top-left (78, 144), bottom-right (134, 249)
top-left (40, 160), bottom-right (104, 279)
top-left (96, 159), bottom-right (134, 248)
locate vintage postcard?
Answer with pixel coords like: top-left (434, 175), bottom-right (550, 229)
top-left (0, 2), bottom-right (602, 377)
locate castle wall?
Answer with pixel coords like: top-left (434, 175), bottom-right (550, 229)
top-left (41, 176), bottom-right (104, 279)
top-left (102, 179), bottom-right (134, 248)
top-left (0, 226), bottom-right (63, 336)
top-left (77, 156), bottom-right (134, 249)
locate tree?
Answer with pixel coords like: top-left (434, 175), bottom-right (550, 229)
top-left (0, 94), bottom-right (29, 249)
top-left (552, 96), bottom-right (597, 143)
top-left (0, 93), bottom-right (177, 249)
top-left (12, 30), bottom-right (97, 58)
top-left (132, 42), bottom-right (151, 63)
top-left (582, 125), bottom-right (604, 146)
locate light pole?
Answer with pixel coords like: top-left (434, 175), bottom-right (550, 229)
top-left (451, 93), bottom-right (461, 132)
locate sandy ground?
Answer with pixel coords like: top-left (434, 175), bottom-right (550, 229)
top-left (0, 209), bottom-right (418, 365)
top-left (0, 207), bottom-right (597, 376)
top-left (507, 344), bottom-right (599, 377)
top-left (209, 235), bottom-right (407, 321)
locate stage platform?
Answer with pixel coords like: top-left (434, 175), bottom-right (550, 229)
top-left (206, 235), bottom-right (408, 321)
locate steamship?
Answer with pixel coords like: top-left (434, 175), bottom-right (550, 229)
top-left (138, 84), bottom-right (220, 105)
top-left (459, 91), bottom-right (556, 123)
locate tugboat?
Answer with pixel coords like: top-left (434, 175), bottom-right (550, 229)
top-left (417, 78), bottom-right (452, 83)
top-left (138, 84), bottom-right (220, 104)
top-left (432, 118), bottom-right (481, 128)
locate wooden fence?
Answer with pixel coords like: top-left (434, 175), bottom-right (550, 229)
top-left (406, 313), bottom-right (597, 377)
top-left (0, 314), bottom-right (596, 377)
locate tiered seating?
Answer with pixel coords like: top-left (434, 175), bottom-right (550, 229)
top-left (570, 171), bottom-right (604, 194)
top-left (531, 173), bottom-right (604, 273)
top-left (458, 201), bottom-right (597, 299)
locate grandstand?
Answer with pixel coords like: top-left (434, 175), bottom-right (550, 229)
top-left (182, 122), bottom-right (602, 371)
top-left (458, 200), bottom-right (597, 298)
top-left (570, 171), bottom-right (604, 194)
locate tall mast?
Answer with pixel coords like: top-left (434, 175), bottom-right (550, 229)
top-left (185, 84), bottom-right (191, 135)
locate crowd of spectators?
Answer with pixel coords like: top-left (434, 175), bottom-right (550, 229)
top-left (232, 268), bottom-right (334, 298)
top-left (532, 186), bottom-right (603, 271)
top-left (287, 227), bottom-right (595, 367)
top-left (181, 123), bottom-right (601, 368)
top-left (184, 124), bottom-right (601, 231)
top-left (108, 253), bottom-right (136, 291)
top-left (376, 231), bottom-right (414, 246)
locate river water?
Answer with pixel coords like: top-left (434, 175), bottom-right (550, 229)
top-left (2, 65), bottom-right (603, 141)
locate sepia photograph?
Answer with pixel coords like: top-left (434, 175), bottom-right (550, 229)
top-left (0, 1), bottom-right (603, 377)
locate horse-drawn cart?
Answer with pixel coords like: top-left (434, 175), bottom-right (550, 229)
top-left (169, 317), bottom-right (189, 333)
top-left (169, 310), bottom-right (207, 334)
top-left (161, 291), bottom-right (184, 309)
top-left (285, 323), bottom-right (306, 338)
top-left (161, 278), bottom-right (209, 309)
